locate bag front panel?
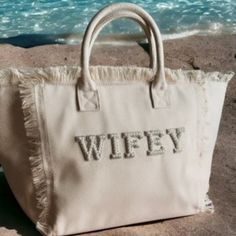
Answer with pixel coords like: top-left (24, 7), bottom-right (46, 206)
top-left (34, 79), bottom-right (201, 235)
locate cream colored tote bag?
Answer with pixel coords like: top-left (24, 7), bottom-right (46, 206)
top-left (0, 3), bottom-right (234, 236)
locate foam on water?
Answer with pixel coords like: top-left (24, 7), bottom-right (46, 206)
top-left (0, 0), bottom-right (236, 45)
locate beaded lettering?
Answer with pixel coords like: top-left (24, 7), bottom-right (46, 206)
top-left (75, 127), bottom-right (185, 161)
top-left (74, 135), bottom-right (106, 161)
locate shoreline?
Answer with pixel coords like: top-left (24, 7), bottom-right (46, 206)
top-left (0, 32), bottom-right (236, 48)
top-left (0, 34), bottom-right (235, 73)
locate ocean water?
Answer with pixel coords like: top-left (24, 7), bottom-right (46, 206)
top-left (0, 0), bottom-right (236, 46)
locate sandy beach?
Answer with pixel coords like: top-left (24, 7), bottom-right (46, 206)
top-left (0, 34), bottom-right (235, 236)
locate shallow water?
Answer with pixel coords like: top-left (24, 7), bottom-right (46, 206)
top-left (0, 0), bottom-right (236, 45)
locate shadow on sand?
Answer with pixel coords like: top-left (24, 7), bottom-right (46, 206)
top-left (0, 33), bottom-right (149, 49)
top-left (0, 171), bottom-right (40, 236)
top-left (0, 34), bottom-right (65, 48)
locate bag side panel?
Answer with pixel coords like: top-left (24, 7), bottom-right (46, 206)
top-left (197, 80), bottom-right (229, 207)
top-left (0, 86), bottom-right (39, 223)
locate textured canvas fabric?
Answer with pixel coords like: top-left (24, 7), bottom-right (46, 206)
top-left (0, 3), bottom-right (234, 236)
top-left (0, 66), bottom-right (233, 236)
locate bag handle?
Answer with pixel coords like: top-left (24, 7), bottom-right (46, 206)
top-left (89, 10), bottom-right (157, 71)
top-left (78, 3), bottom-right (167, 111)
top-left (82, 3), bottom-right (164, 88)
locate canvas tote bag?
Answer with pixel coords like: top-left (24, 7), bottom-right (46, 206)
top-left (0, 3), bottom-right (234, 236)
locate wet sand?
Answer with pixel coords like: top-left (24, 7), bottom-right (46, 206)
top-left (0, 34), bottom-right (235, 236)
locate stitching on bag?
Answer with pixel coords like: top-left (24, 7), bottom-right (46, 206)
top-left (194, 79), bottom-right (214, 212)
top-left (33, 85), bottom-right (53, 234)
top-left (38, 84), bottom-right (57, 235)
top-left (79, 90), bottom-right (100, 110)
top-left (196, 82), bottom-right (204, 211)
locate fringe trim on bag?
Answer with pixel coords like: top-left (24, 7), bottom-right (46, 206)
top-left (165, 68), bottom-right (234, 84)
top-left (0, 67), bottom-right (26, 86)
top-left (0, 66), bottom-right (234, 86)
top-left (197, 72), bottom-right (211, 156)
top-left (19, 80), bottom-right (51, 235)
top-left (194, 69), bottom-right (213, 214)
top-left (90, 66), bottom-right (154, 82)
top-left (200, 194), bottom-right (214, 213)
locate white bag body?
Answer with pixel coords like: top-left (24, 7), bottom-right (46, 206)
top-left (0, 3), bottom-right (234, 236)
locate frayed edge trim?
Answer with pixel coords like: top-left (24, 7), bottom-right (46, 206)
top-left (0, 66), bottom-right (234, 86)
top-left (200, 194), bottom-right (214, 213)
top-left (37, 222), bottom-right (55, 236)
top-left (165, 68), bottom-right (234, 84)
top-left (19, 82), bottom-right (50, 235)
top-left (0, 67), bottom-right (26, 86)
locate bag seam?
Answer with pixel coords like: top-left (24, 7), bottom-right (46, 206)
top-left (1, 66), bottom-right (234, 87)
top-left (34, 85), bottom-right (52, 234)
top-left (39, 84), bottom-right (58, 236)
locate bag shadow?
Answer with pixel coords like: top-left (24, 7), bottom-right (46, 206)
top-left (0, 170), bottom-right (41, 236)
